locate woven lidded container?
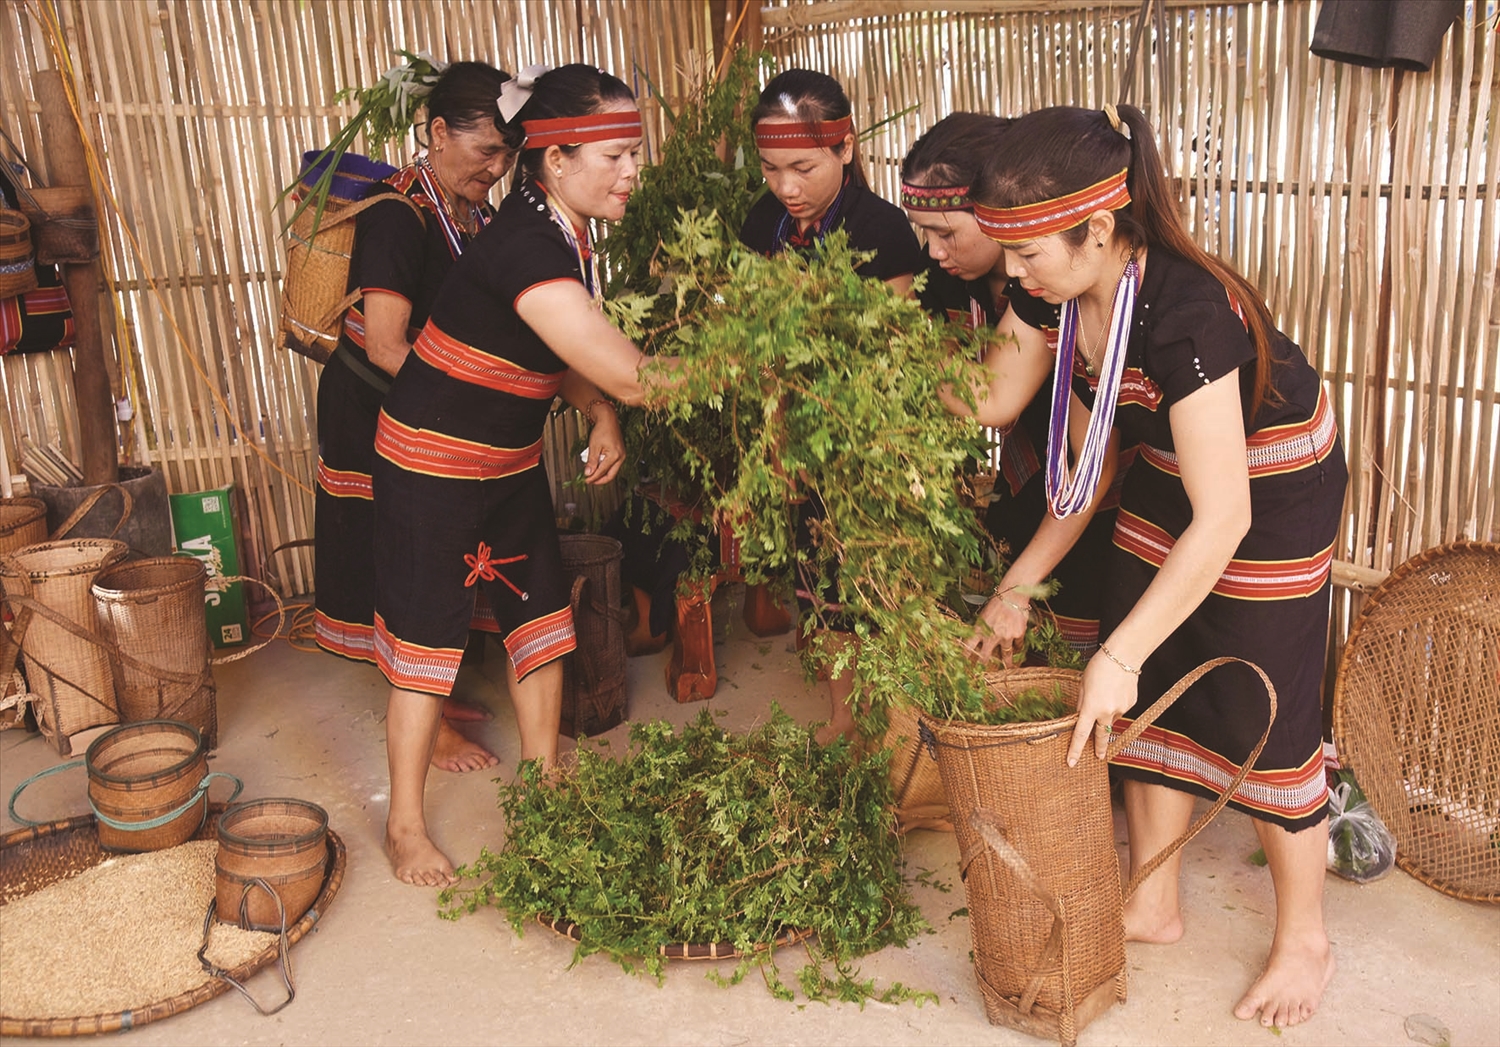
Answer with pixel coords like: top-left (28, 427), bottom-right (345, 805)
top-left (0, 539), bottom-right (126, 754)
top-left (215, 797), bottom-right (329, 931)
top-left (86, 719), bottom-right (208, 853)
top-left (559, 534), bottom-right (627, 738)
top-left (0, 498), bottom-right (49, 557)
top-left (92, 556), bottom-right (217, 749)
top-left (0, 209), bottom-right (38, 298)
top-left (922, 668), bottom-right (1125, 1047)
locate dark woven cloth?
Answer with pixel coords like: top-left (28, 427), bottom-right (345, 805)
top-left (1311, 0), bottom-right (1462, 72)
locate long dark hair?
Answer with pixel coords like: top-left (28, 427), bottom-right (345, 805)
top-left (750, 68), bottom-right (868, 189)
top-left (901, 112), bottom-right (1012, 188)
top-left (425, 61), bottom-right (523, 150)
top-left (975, 104), bottom-right (1281, 417)
top-left (506, 64), bottom-right (635, 188)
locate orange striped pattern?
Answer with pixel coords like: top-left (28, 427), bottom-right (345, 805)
top-left (1111, 719), bottom-right (1329, 822)
top-left (1139, 386), bottom-right (1338, 480)
top-left (1053, 612), bottom-right (1100, 653)
top-left (976, 169), bottom-right (1130, 242)
top-left (375, 612), bottom-right (464, 695)
top-left (314, 610), bottom-right (376, 663)
top-left (316, 459), bottom-right (372, 499)
top-left (375, 411), bottom-right (544, 481)
top-left (413, 322), bottom-right (565, 399)
top-left (506, 606), bottom-right (576, 680)
top-left (1114, 510), bottom-right (1334, 601)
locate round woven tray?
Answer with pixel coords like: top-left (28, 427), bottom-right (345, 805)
top-left (0, 804), bottom-right (347, 1036)
top-left (537, 913), bottom-right (814, 960)
top-left (1332, 540), bottom-right (1500, 903)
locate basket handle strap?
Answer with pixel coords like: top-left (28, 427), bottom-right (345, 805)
top-left (209, 575), bottom-right (288, 665)
top-left (6, 757), bottom-right (85, 826)
top-left (5, 593), bottom-right (205, 685)
top-left (1105, 656), bottom-right (1278, 900)
top-left (567, 575), bottom-right (601, 693)
top-left (91, 771), bottom-right (242, 832)
top-left (198, 880), bottom-right (297, 1016)
top-left (2, 595), bottom-right (122, 720)
top-left (970, 808), bottom-right (1066, 1015)
top-left (49, 482), bottom-right (135, 541)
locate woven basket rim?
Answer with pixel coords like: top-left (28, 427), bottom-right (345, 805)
top-left (217, 798), bottom-right (329, 849)
top-left (0, 805), bottom-right (348, 1037)
top-left (86, 719), bottom-right (205, 786)
top-left (92, 556), bottom-right (206, 600)
top-left (0, 498), bottom-right (47, 532)
top-left (920, 666), bottom-right (1084, 743)
top-left (0, 539), bottom-right (128, 580)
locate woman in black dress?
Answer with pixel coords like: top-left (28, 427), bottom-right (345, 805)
top-left (741, 69), bottom-right (925, 743)
top-left (949, 104), bottom-right (1346, 1028)
top-left (313, 62), bottom-right (518, 772)
top-left (374, 64), bottom-right (662, 886)
top-left (902, 113), bottom-right (1118, 664)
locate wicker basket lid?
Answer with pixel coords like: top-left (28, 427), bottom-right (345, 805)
top-left (1332, 540), bottom-right (1500, 903)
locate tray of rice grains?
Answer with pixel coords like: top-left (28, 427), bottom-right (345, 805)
top-left (0, 803), bottom-right (346, 1036)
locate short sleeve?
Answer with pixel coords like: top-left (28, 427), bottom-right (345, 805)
top-left (349, 195), bottom-right (428, 301)
top-left (1144, 293), bottom-right (1255, 408)
top-left (842, 196), bottom-right (924, 282)
top-left (473, 225), bottom-right (583, 310)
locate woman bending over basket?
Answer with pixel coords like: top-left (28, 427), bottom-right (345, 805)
top-left (741, 68), bottom-right (925, 745)
top-left (372, 64), bottom-right (671, 886)
top-left (901, 112), bottom-right (1121, 667)
top-left (943, 104), bottom-right (1347, 1028)
top-left (313, 61), bottom-right (519, 772)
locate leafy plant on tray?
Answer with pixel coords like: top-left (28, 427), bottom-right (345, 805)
top-left (440, 709), bottom-right (933, 1005)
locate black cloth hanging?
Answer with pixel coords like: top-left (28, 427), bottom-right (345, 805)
top-left (1311, 0), bottom-right (1464, 72)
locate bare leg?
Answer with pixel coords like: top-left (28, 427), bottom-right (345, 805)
top-left (1120, 779), bottom-right (1196, 943)
top-left (813, 631), bottom-right (859, 746)
top-left (430, 718), bottom-right (499, 773)
top-left (504, 656), bottom-right (562, 771)
top-left (1234, 817), bottom-right (1335, 1028)
top-left (384, 686), bottom-right (458, 887)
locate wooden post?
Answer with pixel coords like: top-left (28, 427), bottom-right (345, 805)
top-left (33, 69), bottom-right (118, 486)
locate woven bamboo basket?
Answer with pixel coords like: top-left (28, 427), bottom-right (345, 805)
top-left (0, 208), bottom-right (38, 298)
top-left (1332, 540), bottom-right (1500, 903)
top-left (86, 720), bottom-right (218, 853)
top-left (92, 556), bottom-right (217, 748)
top-left (0, 805), bottom-right (347, 1037)
top-left (558, 534), bottom-right (627, 738)
top-left (0, 539), bottom-right (126, 754)
top-left (0, 497), bottom-right (49, 556)
top-left (215, 798), bottom-right (329, 931)
top-left (884, 700), bottom-right (952, 832)
top-left (922, 660), bottom-right (1276, 1046)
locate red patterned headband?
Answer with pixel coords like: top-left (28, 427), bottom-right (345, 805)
top-left (523, 110), bottom-right (643, 149)
top-left (900, 183), bottom-right (970, 212)
top-left (974, 169), bottom-right (1131, 242)
top-left (754, 115), bottom-right (853, 151)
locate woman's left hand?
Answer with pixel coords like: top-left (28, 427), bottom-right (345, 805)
top-left (1066, 650), bottom-right (1140, 767)
top-left (582, 420), bottom-right (625, 485)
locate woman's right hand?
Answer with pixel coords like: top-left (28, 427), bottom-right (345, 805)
top-left (1066, 649), bottom-right (1140, 767)
top-left (965, 592), bottom-right (1030, 665)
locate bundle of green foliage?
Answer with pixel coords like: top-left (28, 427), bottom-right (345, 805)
top-left (440, 709), bottom-right (931, 1004)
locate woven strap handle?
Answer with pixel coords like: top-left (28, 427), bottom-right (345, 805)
top-left (209, 576), bottom-right (288, 665)
top-left (198, 881), bottom-right (296, 1016)
top-left (1105, 656), bottom-right (1278, 899)
top-left (6, 759), bottom-right (242, 829)
top-left (48, 482), bottom-right (134, 542)
top-left (970, 808), bottom-right (1066, 1016)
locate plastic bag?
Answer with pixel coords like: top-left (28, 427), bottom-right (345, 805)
top-left (1326, 770), bottom-right (1396, 883)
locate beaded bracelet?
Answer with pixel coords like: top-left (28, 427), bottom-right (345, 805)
top-left (1097, 642), bottom-right (1142, 676)
top-left (584, 397), bottom-right (615, 425)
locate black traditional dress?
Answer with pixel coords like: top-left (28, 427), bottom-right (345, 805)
top-left (371, 178), bottom-right (585, 695)
top-left (920, 267), bottom-right (1117, 655)
top-left (1010, 250), bottom-right (1347, 831)
top-left (313, 161), bottom-right (496, 662)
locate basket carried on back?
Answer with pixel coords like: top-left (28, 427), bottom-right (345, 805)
top-left (0, 539), bottom-right (126, 754)
top-left (0, 498), bottom-right (49, 556)
top-left (1333, 540), bottom-right (1500, 903)
top-left (558, 534), bottom-right (627, 738)
top-left (92, 556), bottom-right (217, 749)
top-left (922, 660), bottom-right (1276, 1046)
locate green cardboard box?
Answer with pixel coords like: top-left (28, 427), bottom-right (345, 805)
top-left (169, 486), bottom-right (248, 648)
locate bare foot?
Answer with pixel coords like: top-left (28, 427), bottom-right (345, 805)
top-left (441, 697), bottom-right (491, 722)
top-left (1234, 934), bottom-right (1335, 1028)
top-left (385, 824), bottom-right (458, 887)
top-left (1123, 893), bottom-right (1184, 944)
top-left (814, 720), bottom-right (857, 747)
top-left (430, 719), bottom-right (499, 773)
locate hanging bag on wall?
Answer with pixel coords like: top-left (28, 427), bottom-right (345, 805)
top-left (0, 208), bottom-right (37, 300)
top-left (0, 166), bottom-right (75, 355)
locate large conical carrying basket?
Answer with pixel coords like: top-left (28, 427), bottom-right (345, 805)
top-left (921, 660), bottom-right (1276, 1046)
top-left (92, 556), bottom-right (217, 748)
top-left (558, 534), bottom-right (627, 738)
top-left (0, 497), bottom-right (49, 556)
top-left (0, 539), bottom-right (127, 754)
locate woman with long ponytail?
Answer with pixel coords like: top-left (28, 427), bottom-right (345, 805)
top-left (948, 104), bottom-right (1347, 1028)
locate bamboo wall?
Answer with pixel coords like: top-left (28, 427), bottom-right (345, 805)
top-left (1, 0), bottom-right (1496, 608)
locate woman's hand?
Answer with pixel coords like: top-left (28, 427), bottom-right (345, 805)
top-left (964, 591), bottom-right (1030, 665)
top-left (582, 412), bottom-right (625, 485)
top-left (1066, 649), bottom-right (1140, 767)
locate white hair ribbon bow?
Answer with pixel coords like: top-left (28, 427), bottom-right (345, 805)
top-left (497, 63), bottom-right (551, 123)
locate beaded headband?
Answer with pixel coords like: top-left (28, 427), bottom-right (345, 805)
top-left (900, 183), bottom-right (971, 212)
top-left (974, 168), bottom-right (1131, 242)
top-left (523, 111), bottom-right (643, 149)
top-left (754, 115), bottom-right (853, 151)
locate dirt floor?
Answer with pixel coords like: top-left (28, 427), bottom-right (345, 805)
top-left (3, 585), bottom-right (1498, 1047)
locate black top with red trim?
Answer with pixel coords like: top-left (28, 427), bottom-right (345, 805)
top-left (378, 180), bottom-right (577, 453)
top-left (1006, 249), bottom-right (1321, 449)
top-left (739, 181), bottom-right (925, 281)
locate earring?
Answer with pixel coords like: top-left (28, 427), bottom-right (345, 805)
top-left (1095, 240), bottom-right (1103, 248)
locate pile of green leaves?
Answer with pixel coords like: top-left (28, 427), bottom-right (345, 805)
top-left (439, 709), bottom-right (931, 1004)
top-left (970, 683), bottom-right (1072, 727)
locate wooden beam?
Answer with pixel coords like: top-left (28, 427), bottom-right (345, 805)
top-left (1331, 560), bottom-right (1390, 594)
top-left (759, 0), bottom-right (1206, 30)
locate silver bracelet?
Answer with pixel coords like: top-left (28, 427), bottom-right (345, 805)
top-left (1097, 642), bottom-right (1142, 676)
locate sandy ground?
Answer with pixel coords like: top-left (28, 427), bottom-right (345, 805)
top-left (3, 585), bottom-right (1498, 1047)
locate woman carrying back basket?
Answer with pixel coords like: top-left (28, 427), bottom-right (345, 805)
top-left (944, 105), bottom-right (1348, 1028)
top-left (313, 62), bottom-right (518, 774)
